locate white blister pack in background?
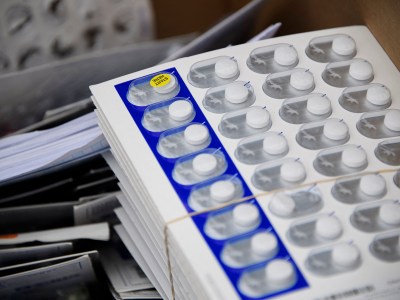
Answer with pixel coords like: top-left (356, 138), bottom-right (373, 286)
top-left (0, 0), bottom-right (153, 73)
top-left (91, 26), bottom-right (400, 300)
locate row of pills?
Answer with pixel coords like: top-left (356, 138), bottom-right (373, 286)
top-left (121, 69), bottom-right (306, 298)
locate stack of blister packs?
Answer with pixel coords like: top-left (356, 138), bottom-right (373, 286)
top-left (90, 23), bottom-right (400, 300)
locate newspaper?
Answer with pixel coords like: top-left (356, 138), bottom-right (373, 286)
top-left (74, 192), bottom-right (121, 225)
top-left (0, 242), bottom-right (73, 268)
top-left (0, 253), bottom-right (100, 299)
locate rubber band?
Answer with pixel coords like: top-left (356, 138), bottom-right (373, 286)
top-left (163, 167), bottom-right (398, 299)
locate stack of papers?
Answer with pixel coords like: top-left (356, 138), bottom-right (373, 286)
top-left (0, 112), bottom-right (160, 299)
top-left (0, 112), bottom-right (107, 183)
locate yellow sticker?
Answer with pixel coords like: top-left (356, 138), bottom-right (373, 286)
top-left (150, 73), bottom-right (171, 88)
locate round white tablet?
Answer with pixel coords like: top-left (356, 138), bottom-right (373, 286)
top-left (349, 60), bottom-right (373, 81)
top-left (332, 244), bottom-right (360, 268)
top-left (263, 134), bottom-right (288, 155)
top-left (366, 85), bottom-right (391, 106)
top-left (269, 193), bottom-right (296, 217)
top-left (246, 107), bottom-right (270, 129)
top-left (215, 58), bottom-right (239, 79)
top-left (323, 119), bottom-right (348, 140)
top-left (359, 174), bottom-right (386, 196)
top-left (307, 95), bottom-right (331, 115)
top-left (383, 110), bottom-right (400, 132)
top-left (224, 82), bottom-right (249, 104)
top-left (265, 259), bottom-right (295, 286)
top-left (290, 70), bottom-right (314, 91)
top-left (379, 202), bottom-right (400, 225)
top-left (280, 161), bottom-right (306, 182)
top-left (233, 203), bottom-right (260, 227)
top-left (332, 35), bottom-right (356, 56)
top-left (153, 75), bottom-right (177, 94)
top-left (169, 100), bottom-right (193, 121)
top-left (184, 124), bottom-right (209, 145)
top-left (342, 147), bottom-right (367, 168)
top-left (192, 153), bottom-right (217, 176)
top-left (210, 180), bottom-right (236, 203)
top-left (274, 45), bottom-right (298, 66)
top-left (315, 216), bottom-right (342, 240)
top-left (251, 232), bottom-right (278, 257)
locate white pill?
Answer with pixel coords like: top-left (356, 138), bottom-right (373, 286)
top-left (215, 58), bottom-right (239, 79)
top-left (280, 160), bottom-right (306, 182)
top-left (290, 70), bottom-right (314, 91)
top-left (233, 203), bottom-right (260, 227)
top-left (332, 35), bottom-right (356, 56)
top-left (274, 45), bottom-right (298, 66)
top-left (224, 82), bottom-right (249, 104)
top-left (383, 110), bottom-right (400, 132)
top-left (263, 134), bottom-right (288, 155)
top-left (210, 180), bottom-right (235, 203)
top-left (153, 75), bottom-right (177, 94)
top-left (359, 174), bottom-right (386, 196)
top-left (332, 244), bottom-right (360, 268)
top-left (246, 107), bottom-right (270, 129)
top-left (251, 232), bottom-right (278, 257)
top-left (265, 259), bottom-right (295, 286)
top-left (169, 100), bottom-right (193, 121)
top-left (184, 124), bottom-right (209, 145)
top-left (315, 216), bottom-right (342, 240)
top-left (379, 202), bottom-right (400, 225)
top-left (349, 60), bottom-right (373, 81)
top-left (366, 85), bottom-right (391, 106)
top-left (307, 95), bottom-right (331, 115)
top-left (269, 193), bottom-right (296, 217)
top-left (192, 153), bottom-right (217, 176)
top-left (342, 147), bottom-right (367, 168)
top-left (323, 119), bottom-right (348, 140)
